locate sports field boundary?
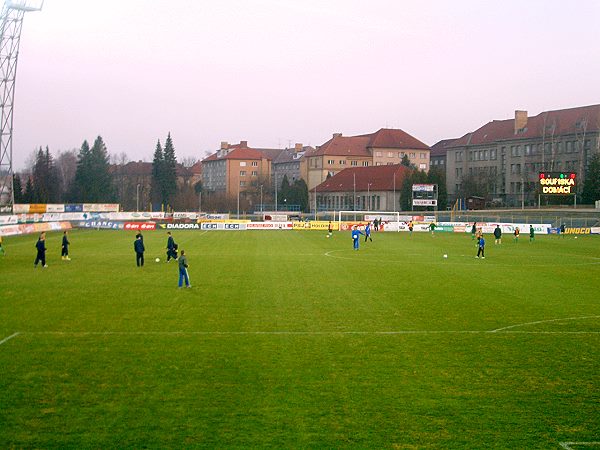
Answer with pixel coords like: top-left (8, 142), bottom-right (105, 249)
top-left (0, 332), bottom-right (20, 346)
top-left (559, 442), bottom-right (600, 449)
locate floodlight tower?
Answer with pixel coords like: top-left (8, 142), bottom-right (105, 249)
top-left (0, 0), bottom-right (43, 212)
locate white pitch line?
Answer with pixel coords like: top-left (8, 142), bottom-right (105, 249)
top-left (560, 442), bottom-right (600, 450)
top-left (23, 330), bottom-right (600, 336)
top-left (490, 316), bottom-right (600, 333)
top-left (0, 332), bottom-right (20, 346)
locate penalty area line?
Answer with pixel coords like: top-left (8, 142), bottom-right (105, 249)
top-left (560, 442), bottom-right (600, 450)
top-left (0, 332), bottom-right (21, 346)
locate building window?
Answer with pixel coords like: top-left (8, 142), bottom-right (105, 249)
top-left (327, 159), bottom-right (335, 165)
top-left (240, 181), bottom-right (246, 187)
top-left (388, 152), bottom-right (394, 157)
top-left (455, 151), bottom-right (462, 162)
top-left (419, 163), bottom-right (427, 170)
top-left (490, 149), bottom-right (497, 160)
top-left (400, 152), bottom-right (405, 157)
top-left (420, 153), bottom-right (426, 159)
top-left (409, 153), bottom-right (416, 158)
top-left (251, 171), bottom-right (258, 176)
top-left (340, 160), bottom-right (346, 165)
top-left (252, 161), bottom-right (258, 167)
top-left (240, 161), bottom-right (247, 167)
top-left (240, 170), bottom-right (246, 176)
top-left (351, 160), bottom-right (358, 166)
top-left (375, 152), bottom-right (382, 157)
top-left (362, 161), bottom-right (369, 166)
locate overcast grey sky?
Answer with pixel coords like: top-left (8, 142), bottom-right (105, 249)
top-left (12, 0), bottom-right (600, 169)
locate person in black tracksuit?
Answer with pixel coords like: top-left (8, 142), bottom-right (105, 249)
top-left (61, 231), bottom-right (71, 260)
top-left (134, 235), bottom-right (145, 267)
top-left (34, 232), bottom-right (47, 268)
top-left (166, 232), bottom-right (178, 262)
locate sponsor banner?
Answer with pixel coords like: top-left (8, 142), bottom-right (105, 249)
top-left (412, 184), bottom-right (435, 192)
top-left (160, 223), bottom-right (201, 230)
top-left (65, 204), bottom-right (84, 212)
top-left (564, 227), bottom-right (591, 235)
top-left (29, 204), bottom-right (47, 213)
top-left (12, 204), bottom-right (29, 213)
top-left (448, 222), bottom-right (551, 235)
top-left (204, 213), bottom-right (229, 220)
top-left (412, 199), bottom-right (437, 206)
top-left (263, 214), bottom-right (288, 222)
top-left (591, 227), bottom-right (600, 234)
top-left (435, 225), bottom-right (454, 232)
top-left (364, 214), bottom-right (398, 222)
top-left (83, 203), bottom-right (120, 212)
top-left (46, 204), bottom-right (65, 213)
top-left (124, 222), bottom-right (157, 231)
top-left (247, 222), bottom-right (293, 229)
top-left (0, 221), bottom-right (71, 236)
top-left (0, 215), bottom-right (18, 225)
top-left (78, 220), bottom-right (123, 230)
top-left (200, 222), bottom-right (247, 230)
top-left (173, 212), bottom-right (198, 220)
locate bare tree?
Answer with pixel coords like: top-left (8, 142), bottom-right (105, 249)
top-left (180, 156), bottom-right (198, 168)
top-left (55, 149), bottom-right (78, 201)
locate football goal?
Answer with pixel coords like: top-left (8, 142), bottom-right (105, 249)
top-left (337, 211), bottom-right (401, 231)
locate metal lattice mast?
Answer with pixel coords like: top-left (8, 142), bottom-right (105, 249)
top-left (0, 0), bottom-right (42, 213)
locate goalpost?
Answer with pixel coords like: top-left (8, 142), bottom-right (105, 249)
top-left (337, 211), bottom-right (401, 231)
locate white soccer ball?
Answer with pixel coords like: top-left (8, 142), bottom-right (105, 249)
top-left (443, 254), bottom-right (448, 258)
top-left (155, 257), bottom-right (160, 263)
top-left (574, 236), bottom-right (578, 239)
top-left (326, 235), bottom-right (330, 238)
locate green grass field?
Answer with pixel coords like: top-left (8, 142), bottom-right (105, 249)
top-left (0, 228), bottom-right (599, 448)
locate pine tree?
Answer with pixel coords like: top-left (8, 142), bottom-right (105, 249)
top-left (32, 147), bottom-right (47, 202)
top-left (23, 177), bottom-right (34, 203)
top-left (12, 173), bottom-right (23, 203)
top-left (71, 140), bottom-right (91, 201)
top-left (162, 133), bottom-right (178, 209)
top-left (582, 153), bottom-right (600, 204)
top-left (151, 140), bottom-right (164, 207)
top-left (88, 136), bottom-right (115, 202)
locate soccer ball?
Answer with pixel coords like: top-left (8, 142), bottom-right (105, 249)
top-left (155, 257), bottom-right (160, 263)
top-left (326, 235), bottom-right (330, 238)
top-left (443, 254), bottom-right (448, 259)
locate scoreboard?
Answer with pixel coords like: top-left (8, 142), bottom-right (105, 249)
top-left (538, 172), bottom-right (576, 194)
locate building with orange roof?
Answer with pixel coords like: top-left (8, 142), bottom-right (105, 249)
top-left (301, 128), bottom-right (430, 191)
top-left (312, 164), bottom-right (412, 212)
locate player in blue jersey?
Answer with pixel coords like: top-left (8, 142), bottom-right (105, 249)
top-left (351, 226), bottom-right (364, 250)
top-left (476, 235), bottom-right (485, 259)
top-left (364, 222), bottom-right (372, 242)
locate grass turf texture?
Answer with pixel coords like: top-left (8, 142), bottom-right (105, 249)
top-left (0, 229), bottom-right (599, 448)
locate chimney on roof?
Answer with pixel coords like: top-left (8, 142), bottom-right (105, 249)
top-left (514, 110), bottom-right (528, 134)
top-left (220, 141), bottom-right (228, 150)
top-left (294, 143), bottom-right (303, 152)
top-left (240, 140), bottom-right (248, 147)
top-left (333, 133), bottom-right (342, 138)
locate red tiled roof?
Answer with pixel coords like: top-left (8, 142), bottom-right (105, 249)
top-left (430, 138), bottom-right (458, 157)
top-left (313, 164), bottom-right (412, 193)
top-left (203, 147), bottom-right (269, 162)
top-left (365, 128), bottom-right (430, 150)
top-left (312, 135), bottom-right (372, 157)
top-left (189, 161), bottom-right (203, 174)
top-left (450, 104), bottom-right (600, 147)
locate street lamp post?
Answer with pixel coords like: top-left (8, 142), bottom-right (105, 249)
top-left (260, 184), bottom-right (263, 213)
top-left (136, 183), bottom-right (140, 212)
top-left (367, 183), bottom-right (372, 210)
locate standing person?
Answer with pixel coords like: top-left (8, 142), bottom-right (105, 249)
top-left (34, 232), bottom-right (47, 268)
top-left (429, 222), bottom-right (436, 236)
top-left (514, 226), bottom-right (520, 243)
top-left (0, 234), bottom-right (5, 255)
top-left (351, 226), bottom-right (364, 251)
top-left (178, 249), bottom-right (191, 288)
top-left (529, 225), bottom-right (535, 243)
top-left (364, 222), bottom-right (373, 242)
top-left (373, 218), bottom-right (379, 232)
top-left (493, 225), bottom-right (502, 244)
top-left (134, 234), bottom-right (145, 267)
top-left (378, 217), bottom-right (383, 231)
top-left (327, 221), bottom-right (333, 238)
top-left (61, 231), bottom-right (71, 261)
top-left (166, 231), bottom-right (177, 262)
top-left (408, 220), bottom-right (413, 235)
top-left (475, 227), bottom-right (483, 246)
top-left (471, 222), bottom-right (477, 240)
top-left (476, 235), bottom-right (485, 259)
top-left (560, 223), bottom-right (566, 238)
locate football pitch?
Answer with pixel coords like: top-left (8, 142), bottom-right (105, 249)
top-left (1, 228), bottom-right (599, 448)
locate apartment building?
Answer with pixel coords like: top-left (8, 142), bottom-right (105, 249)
top-left (445, 105), bottom-right (600, 206)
